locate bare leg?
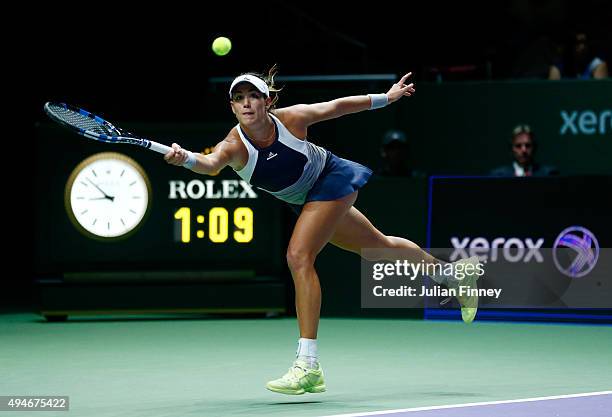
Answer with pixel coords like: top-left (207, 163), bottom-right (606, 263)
top-left (287, 192), bottom-right (358, 338)
top-left (331, 205), bottom-right (442, 265)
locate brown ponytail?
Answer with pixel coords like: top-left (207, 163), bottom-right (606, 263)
top-left (242, 64), bottom-right (283, 110)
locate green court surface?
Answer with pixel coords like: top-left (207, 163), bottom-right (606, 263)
top-left (1, 313), bottom-right (610, 417)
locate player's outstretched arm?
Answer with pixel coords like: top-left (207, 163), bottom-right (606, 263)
top-left (288, 72), bottom-right (415, 127)
top-left (164, 139), bottom-right (235, 176)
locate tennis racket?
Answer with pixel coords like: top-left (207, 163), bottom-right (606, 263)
top-left (44, 102), bottom-right (172, 154)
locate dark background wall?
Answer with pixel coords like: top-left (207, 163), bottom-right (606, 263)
top-left (12, 0), bottom-right (612, 314)
top-left (27, 1), bottom-right (612, 122)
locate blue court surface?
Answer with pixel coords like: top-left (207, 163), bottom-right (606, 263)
top-left (321, 392), bottom-right (612, 417)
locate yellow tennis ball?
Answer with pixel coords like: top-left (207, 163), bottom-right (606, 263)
top-left (212, 37), bottom-right (232, 56)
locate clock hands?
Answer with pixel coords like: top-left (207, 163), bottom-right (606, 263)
top-left (87, 177), bottom-right (115, 202)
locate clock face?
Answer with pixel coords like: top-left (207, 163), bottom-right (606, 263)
top-left (65, 152), bottom-right (152, 240)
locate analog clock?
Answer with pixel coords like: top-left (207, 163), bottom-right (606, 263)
top-left (65, 152), bottom-right (152, 240)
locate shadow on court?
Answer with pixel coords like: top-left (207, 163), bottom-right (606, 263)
top-left (30, 313), bottom-right (280, 324)
top-left (266, 401), bottom-right (324, 405)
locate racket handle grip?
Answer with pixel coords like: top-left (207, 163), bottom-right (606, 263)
top-left (148, 141), bottom-right (173, 154)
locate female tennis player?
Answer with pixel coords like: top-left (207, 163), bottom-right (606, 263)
top-left (164, 67), bottom-right (479, 395)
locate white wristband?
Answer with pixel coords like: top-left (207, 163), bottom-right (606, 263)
top-left (368, 93), bottom-right (388, 110)
top-left (182, 151), bottom-right (197, 169)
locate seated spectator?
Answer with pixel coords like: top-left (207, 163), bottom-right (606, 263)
top-left (550, 31), bottom-right (608, 80)
top-left (490, 124), bottom-right (559, 177)
top-left (512, 35), bottom-right (561, 80)
top-left (378, 129), bottom-right (427, 178)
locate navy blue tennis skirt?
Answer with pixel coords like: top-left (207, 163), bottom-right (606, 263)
top-left (289, 151), bottom-right (372, 214)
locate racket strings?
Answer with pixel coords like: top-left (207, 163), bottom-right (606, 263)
top-left (50, 105), bottom-right (114, 136)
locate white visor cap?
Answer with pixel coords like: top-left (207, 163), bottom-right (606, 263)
top-left (229, 74), bottom-right (270, 99)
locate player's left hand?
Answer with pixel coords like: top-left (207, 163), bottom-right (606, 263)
top-left (386, 72), bottom-right (415, 104)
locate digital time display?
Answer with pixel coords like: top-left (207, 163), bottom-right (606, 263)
top-left (173, 207), bottom-right (254, 243)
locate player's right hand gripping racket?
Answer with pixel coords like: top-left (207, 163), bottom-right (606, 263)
top-left (44, 102), bottom-right (172, 154)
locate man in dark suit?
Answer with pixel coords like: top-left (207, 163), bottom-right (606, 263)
top-left (490, 124), bottom-right (559, 177)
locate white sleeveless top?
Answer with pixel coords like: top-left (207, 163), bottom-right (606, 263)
top-left (233, 113), bottom-right (328, 205)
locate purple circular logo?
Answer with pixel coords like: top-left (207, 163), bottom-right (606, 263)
top-left (553, 226), bottom-right (599, 278)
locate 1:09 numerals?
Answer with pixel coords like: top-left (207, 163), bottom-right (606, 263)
top-left (174, 207), bottom-right (253, 243)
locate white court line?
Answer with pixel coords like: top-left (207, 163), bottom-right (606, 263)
top-left (321, 390), bottom-right (612, 417)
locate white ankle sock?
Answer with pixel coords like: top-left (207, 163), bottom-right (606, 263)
top-left (296, 338), bottom-right (318, 368)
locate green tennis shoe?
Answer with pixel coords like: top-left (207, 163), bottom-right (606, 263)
top-left (266, 360), bottom-right (326, 395)
top-left (453, 256), bottom-right (481, 324)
